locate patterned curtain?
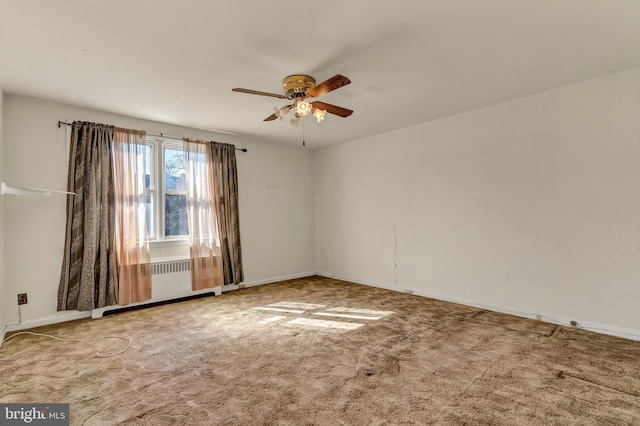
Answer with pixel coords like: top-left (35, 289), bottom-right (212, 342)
top-left (183, 138), bottom-right (224, 290)
top-left (211, 142), bottom-right (244, 286)
top-left (112, 127), bottom-right (152, 304)
top-left (58, 122), bottom-right (118, 311)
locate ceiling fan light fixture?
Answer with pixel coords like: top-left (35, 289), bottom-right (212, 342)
top-left (274, 105), bottom-right (290, 120)
top-left (312, 108), bottom-right (326, 123)
top-left (295, 98), bottom-right (312, 116)
top-left (290, 116), bottom-right (304, 127)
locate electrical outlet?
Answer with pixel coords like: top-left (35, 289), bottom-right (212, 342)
top-left (17, 293), bottom-right (28, 305)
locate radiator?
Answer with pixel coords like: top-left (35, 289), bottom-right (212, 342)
top-left (150, 258), bottom-right (194, 301)
top-left (152, 258), bottom-right (191, 276)
top-left (92, 258), bottom-right (221, 318)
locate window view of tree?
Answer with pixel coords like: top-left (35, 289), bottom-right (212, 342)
top-left (164, 148), bottom-right (188, 237)
top-left (165, 194), bottom-right (188, 236)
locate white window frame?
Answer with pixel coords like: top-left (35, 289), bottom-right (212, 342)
top-left (145, 135), bottom-right (189, 245)
top-left (143, 140), bottom-right (158, 241)
top-left (161, 140), bottom-right (188, 241)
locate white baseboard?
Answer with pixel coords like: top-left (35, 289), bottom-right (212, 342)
top-left (316, 271), bottom-right (640, 342)
top-left (11, 272), bottom-right (632, 347)
top-left (1, 310), bottom-right (92, 348)
top-left (91, 286), bottom-right (222, 319)
top-left (3, 310), bottom-right (92, 333)
top-left (222, 271), bottom-right (316, 293)
top-left (245, 271), bottom-right (317, 287)
top-left (0, 272), bottom-right (318, 348)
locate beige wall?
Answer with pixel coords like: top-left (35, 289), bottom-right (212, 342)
top-left (4, 66), bottom-right (640, 340)
top-left (2, 94), bottom-right (315, 325)
top-left (314, 67), bottom-right (640, 338)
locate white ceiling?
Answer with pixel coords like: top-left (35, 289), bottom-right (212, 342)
top-left (2, 0), bottom-right (640, 148)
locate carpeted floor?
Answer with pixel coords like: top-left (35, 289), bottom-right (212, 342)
top-left (1, 276), bottom-right (640, 425)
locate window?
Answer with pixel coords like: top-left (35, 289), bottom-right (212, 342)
top-left (163, 146), bottom-right (188, 238)
top-left (142, 143), bottom-right (155, 239)
top-left (143, 136), bottom-right (192, 242)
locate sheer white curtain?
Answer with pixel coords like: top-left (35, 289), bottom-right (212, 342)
top-left (112, 127), bottom-right (152, 304)
top-left (183, 138), bottom-right (224, 290)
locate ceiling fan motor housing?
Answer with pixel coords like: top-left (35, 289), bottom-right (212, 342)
top-left (283, 75), bottom-right (316, 98)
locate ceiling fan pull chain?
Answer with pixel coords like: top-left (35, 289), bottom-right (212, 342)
top-left (302, 116), bottom-right (307, 147)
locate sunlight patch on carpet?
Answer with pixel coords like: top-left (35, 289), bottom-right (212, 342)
top-left (287, 318), bottom-right (364, 330)
top-left (253, 307), bottom-right (305, 314)
top-left (267, 301), bottom-right (326, 310)
top-left (325, 307), bottom-right (395, 316)
top-left (313, 312), bottom-right (381, 320)
top-left (257, 315), bottom-right (287, 324)
top-left (250, 301), bottom-right (395, 332)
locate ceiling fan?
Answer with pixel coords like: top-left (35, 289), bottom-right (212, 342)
top-left (232, 74), bottom-right (353, 126)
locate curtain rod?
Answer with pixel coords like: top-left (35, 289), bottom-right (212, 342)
top-left (57, 121), bottom-right (248, 152)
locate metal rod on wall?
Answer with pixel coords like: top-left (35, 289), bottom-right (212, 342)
top-left (57, 121), bottom-right (248, 152)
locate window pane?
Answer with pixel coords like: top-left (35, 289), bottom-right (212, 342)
top-left (144, 145), bottom-right (152, 189)
top-left (146, 192), bottom-right (154, 239)
top-left (164, 148), bottom-right (185, 191)
top-left (165, 194), bottom-right (188, 236)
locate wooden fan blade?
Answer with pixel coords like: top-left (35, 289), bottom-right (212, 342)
top-left (306, 74), bottom-right (351, 98)
top-left (264, 104), bottom-right (294, 122)
top-left (232, 88), bottom-right (288, 99)
top-left (312, 101), bottom-right (353, 118)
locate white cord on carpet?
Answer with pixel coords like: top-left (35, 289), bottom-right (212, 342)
top-left (1, 331), bottom-right (132, 358)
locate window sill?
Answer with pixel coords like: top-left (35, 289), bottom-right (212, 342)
top-left (149, 239), bottom-right (190, 261)
top-left (149, 239), bottom-right (189, 248)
